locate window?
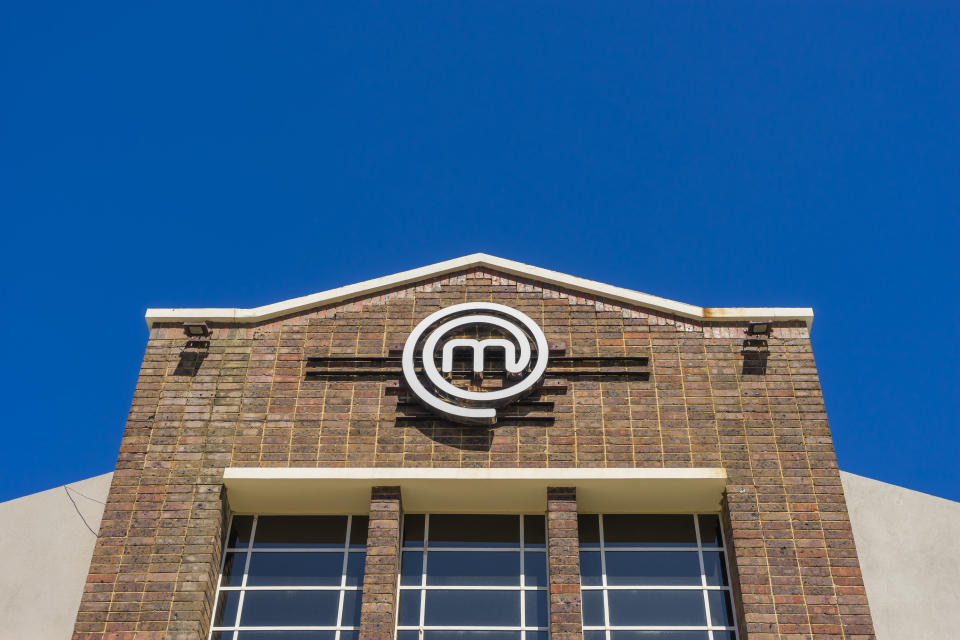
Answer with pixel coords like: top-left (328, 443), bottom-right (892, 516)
top-left (210, 514), bottom-right (368, 640)
top-left (396, 514), bottom-right (550, 640)
top-left (579, 514), bottom-right (738, 640)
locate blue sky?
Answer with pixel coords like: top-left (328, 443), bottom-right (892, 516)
top-left (1, 2), bottom-right (957, 502)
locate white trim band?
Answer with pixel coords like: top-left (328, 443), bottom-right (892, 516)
top-left (222, 467), bottom-right (727, 515)
top-left (145, 253), bottom-right (813, 328)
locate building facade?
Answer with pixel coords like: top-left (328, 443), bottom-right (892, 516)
top-left (71, 255), bottom-right (877, 640)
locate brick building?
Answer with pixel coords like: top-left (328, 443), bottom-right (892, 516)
top-left (67, 254), bottom-right (880, 640)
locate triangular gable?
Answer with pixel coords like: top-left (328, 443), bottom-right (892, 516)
top-left (145, 253), bottom-right (813, 328)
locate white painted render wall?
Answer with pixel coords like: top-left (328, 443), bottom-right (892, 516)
top-left (0, 472), bottom-right (112, 640)
top-left (0, 471), bottom-right (956, 640)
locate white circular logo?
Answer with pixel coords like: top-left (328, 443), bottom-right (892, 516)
top-left (401, 302), bottom-right (549, 424)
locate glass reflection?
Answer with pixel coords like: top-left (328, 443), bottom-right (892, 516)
top-left (708, 590), bottom-right (735, 627)
top-left (702, 552), bottom-right (729, 586)
top-left (345, 552), bottom-right (366, 587)
top-left (581, 589), bottom-right (605, 626)
top-left (246, 552), bottom-right (344, 586)
top-left (423, 632), bottom-right (521, 640)
top-left (213, 589), bottom-right (241, 627)
top-left (236, 634), bottom-right (336, 640)
top-left (221, 552), bottom-right (246, 586)
top-left (424, 590), bottom-right (520, 626)
top-left (426, 551), bottom-right (520, 586)
top-left (397, 589), bottom-right (421, 626)
top-left (401, 551), bottom-right (423, 586)
top-left (239, 590), bottom-right (340, 626)
top-left (697, 515), bottom-right (723, 547)
top-left (611, 633), bottom-right (709, 640)
top-left (524, 590), bottom-right (549, 628)
top-left (603, 551), bottom-right (701, 586)
top-left (524, 515), bottom-right (546, 548)
top-left (253, 516), bottom-right (347, 548)
top-left (341, 589), bottom-right (363, 627)
top-left (523, 551), bottom-right (547, 587)
top-left (602, 515), bottom-right (697, 547)
top-left (228, 515), bottom-right (253, 548)
top-left (427, 515), bottom-right (520, 547)
top-left (578, 514), bottom-right (601, 547)
top-left (579, 551), bottom-right (602, 586)
top-left (606, 589), bottom-right (706, 626)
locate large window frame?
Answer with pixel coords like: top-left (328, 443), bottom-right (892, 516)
top-left (395, 513), bottom-right (550, 640)
top-left (579, 513), bottom-right (739, 640)
top-left (209, 514), bottom-right (367, 640)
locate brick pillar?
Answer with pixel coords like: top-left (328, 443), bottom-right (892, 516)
top-left (359, 486), bottom-right (402, 640)
top-left (547, 487), bottom-right (583, 640)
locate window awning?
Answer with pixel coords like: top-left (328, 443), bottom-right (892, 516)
top-left (222, 467), bottom-right (727, 514)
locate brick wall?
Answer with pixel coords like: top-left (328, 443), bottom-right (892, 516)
top-left (73, 268), bottom-right (875, 639)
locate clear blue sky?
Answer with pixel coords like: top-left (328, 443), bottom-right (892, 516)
top-left (1, 2), bottom-right (957, 502)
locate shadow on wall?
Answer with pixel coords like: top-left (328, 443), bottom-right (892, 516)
top-left (740, 339), bottom-right (769, 376)
top-left (175, 340), bottom-right (209, 376)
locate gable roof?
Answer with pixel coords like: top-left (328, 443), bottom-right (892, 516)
top-left (145, 253), bottom-right (813, 328)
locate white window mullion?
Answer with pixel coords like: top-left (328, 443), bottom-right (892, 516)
top-left (598, 514), bottom-right (611, 640)
top-left (232, 515), bottom-right (258, 640)
top-left (334, 515), bottom-right (352, 640)
top-left (519, 515), bottom-right (526, 640)
top-left (419, 514), bottom-right (429, 640)
top-left (693, 513), bottom-right (714, 640)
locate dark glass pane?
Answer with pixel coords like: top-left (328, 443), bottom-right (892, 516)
top-left (428, 515), bottom-right (519, 547)
top-left (711, 633), bottom-right (736, 640)
top-left (703, 552), bottom-right (729, 586)
top-left (607, 590), bottom-right (706, 626)
top-left (524, 516), bottom-right (546, 547)
top-left (397, 589), bottom-right (422, 626)
top-left (240, 590), bottom-right (340, 626)
top-left (228, 515), bottom-right (254, 547)
top-left (602, 515), bottom-right (697, 547)
top-left (578, 514), bottom-right (600, 547)
top-left (213, 589), bottom-right (241, 627)
top-left (341, 589), bottom-right (362, 627)
top-left (708, 590), bottom-right (735, 627)
top-left (404, 514), bottom-right (426, 546)
top-left (604, 551), bottom-right (701, 586)
top-left (423, 632), bottom-right (520, 640)
top-left (425, 590), bottom-right (520, 626)
top-left (341, 632), bottom-right (359, 640)
top-left (580, 590), bottom-right (605, 626)
top-left (611, 633), bottom-right (709, 640)
top-left (350, 516), bottom-right (369, 547)
top-left (254, 516), bottom-right (348, 548)
top-left (697, 515), bottom-right (723, 547)
top-left (525, 590), bottom-right (549, 628)
top-left (237, 634), bottom-right (336, 640)
top-left (221, 552), bottom-right (246, 586)
top-left (584, 632), bottom-right (606, 640)
top-left (346, 551), bottom-right (366, 587)
top-left (246, 552), bottom-right (344, 586)
top-left (397, 631), bottom-right (419, 640)
top-left (426, 551), bottom-right (520, 586)
top-left (401, 551), bottom-right (424, 586)
top-left (210, 633), bottom-right (229, 640)
top-left (579, 551), bottom-right (602, 586)
top-left (524, 551), bottom-right (547, 587)
top-left (529, 633), bottom-right (549, 640)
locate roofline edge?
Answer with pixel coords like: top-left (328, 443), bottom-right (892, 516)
top-left (145, 253), bottom-right (814, 329)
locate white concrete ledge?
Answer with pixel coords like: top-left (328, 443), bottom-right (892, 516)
top-left (222, 467), bottom-right (727, 515)
top-left (146, 254), bottom-right (813, 328)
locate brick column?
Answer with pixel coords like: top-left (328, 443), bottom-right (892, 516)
top-left (547, 487), bottom-right (583, 640)
top-left (359, 486), bottom-right (403, 640)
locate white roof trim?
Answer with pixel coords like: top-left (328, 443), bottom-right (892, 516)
top-left (145, 253), bottom-right (813, 328)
